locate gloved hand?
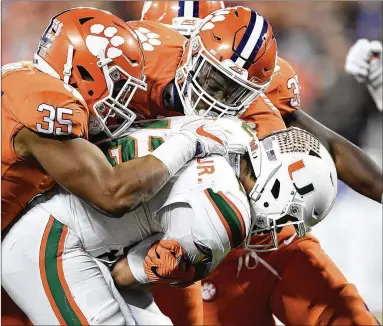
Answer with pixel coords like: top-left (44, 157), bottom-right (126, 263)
top-left (180, 117), bottom-right (257, 158)
top-left (144, 240), bottom-right (195, 287)
top-left (345, 39), bottom-right (382, 111)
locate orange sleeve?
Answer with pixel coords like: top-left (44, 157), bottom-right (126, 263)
top-left (128, 20), bottom-right (185, 118)
top-left (13, 88), bottom-right (89, 139)
top-left (240, 95), bottom-right (286, 138)
top-left (264, 57), bottom-right (302, 118)
top-left (152, 282), bottom-right (203, 325)
top-left (270, 234), bottom-right (379, 326)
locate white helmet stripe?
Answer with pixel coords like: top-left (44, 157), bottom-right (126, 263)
top-left (184, 1), bottom-right (195, 18)
top-left (235, 14), bottom-right (265, 67)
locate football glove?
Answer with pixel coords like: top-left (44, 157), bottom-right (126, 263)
top-left (180, 117), bottom-right (257, 157)
top-left (144, 240), bottom-right (195, 287)
top-left (345, 39), bottom-right (382, 111)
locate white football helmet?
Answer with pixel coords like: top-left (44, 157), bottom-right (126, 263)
top-left (244, 127), bottom-right (338, 252)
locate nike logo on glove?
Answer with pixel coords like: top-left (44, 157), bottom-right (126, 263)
top-left (196, 125), bottom-right (224, 145)
top-left (150, 266), bottom-right (181, 281)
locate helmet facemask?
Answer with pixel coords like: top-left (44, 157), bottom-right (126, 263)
top-left (90, 49), bottom-right (147, 139)
top-left (176, 36), bottom-right (269, 118)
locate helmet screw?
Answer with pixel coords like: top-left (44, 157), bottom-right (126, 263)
top-left (88, 90), bottom-right (94, 96)
top-left (192, 40), bottom-right (198, 51)
top-left (263, 202), bottom-right (269, 208)
top-left (291, 191), bottom-right (295, 195)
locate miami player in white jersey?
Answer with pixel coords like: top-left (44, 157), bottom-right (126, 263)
top-left (2, 117), bottom-right (338, 325)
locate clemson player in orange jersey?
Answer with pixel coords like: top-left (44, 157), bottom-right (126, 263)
top-left (137, 3), bottom-right (382, 325)
top-left (2, 7), bottom-right (237, 326)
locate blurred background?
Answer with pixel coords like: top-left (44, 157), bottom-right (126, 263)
top-left (2, 0), bottom-right (382, 320)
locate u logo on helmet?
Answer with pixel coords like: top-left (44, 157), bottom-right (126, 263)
top-left (249, 139), bottom-right (258, 160)
top-left (288, 160), bottom-right (315, 196)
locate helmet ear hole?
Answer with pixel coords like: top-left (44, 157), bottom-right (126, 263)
top-left (271, 179), bottom-right (280, 199)
top-left (77, 65), bottom-right (94, 82)
top-left (78, 17), bottom-right (94, 25)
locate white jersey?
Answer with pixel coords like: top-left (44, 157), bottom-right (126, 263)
top-left (36, 116), bottom-right (251, 282)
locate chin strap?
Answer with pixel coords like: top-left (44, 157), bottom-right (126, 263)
top-left (63, 45), bottom-right (74, 85)
top-left (237, 249), bottom-right (281, 279)
top-left (97, 47), bottom-right (113, 92)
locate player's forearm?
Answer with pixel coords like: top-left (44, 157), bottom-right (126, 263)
top-left (22, 128), bottom-right (197, 216)
top-left (330, 138), bottom-right (382, 203)
top-left (21, 131), bottom-right (159, 215)
top-left (112, 257), bottom-right (139, 287)
top-left (107, 155), bottom-right (170, 214)
top-left (285, 110), bottom-right (382, 203)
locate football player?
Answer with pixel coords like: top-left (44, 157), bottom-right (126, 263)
top-left (2, 117), bottom-right (337, 325)
top-left (1, 6), bottom-right (247, 325)
top-left (137, 4), bottom-right (382, 325)
top-left (345, 39), bottom-right (382, 112)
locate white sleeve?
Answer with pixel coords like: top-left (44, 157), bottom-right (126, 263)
top-left (157, 203), bottom-right (209, 265)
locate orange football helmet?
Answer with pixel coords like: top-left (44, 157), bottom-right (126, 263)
top-left (34, 7), bottom-right (147, 138)
top-left (141, 1), bottom-right (225, 37)
top-left (175, 6), bottom-right (277, 117)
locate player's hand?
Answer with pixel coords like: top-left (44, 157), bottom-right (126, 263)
top-left (345, 39), bottom-right (382, 85)
top-left (345, 39), bottom-right (382, 111)
top-left (214, 117), bottom-right (258, 155)
top-left (144, 240), bottom-right (195, 287)
top-left (180, 117), bottom-right (256, 157)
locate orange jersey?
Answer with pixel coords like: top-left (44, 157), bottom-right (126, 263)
top-left (127, 20), bottom-right (187, 118)
top-left (202, 227), bottom-right (379, 326)
top-left (241, 57), bottom-right (301, 138)
top-left (265, 56), bottom-right (301, 117)
top-left (1, 61), bottom-right (89, 230)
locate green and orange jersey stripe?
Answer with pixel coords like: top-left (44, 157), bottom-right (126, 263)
top-left (39, 216), bottom-right (88, 325)
top-left (204, 188), bottom-right (246, 249)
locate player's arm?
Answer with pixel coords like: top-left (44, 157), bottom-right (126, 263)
top-left (284, 109), bottom-right (383, 203)
top-left (345, 39), bottom-right (382, 111)
top-left (15, 128), bottom-right (175, 216)
top-left (111, 257), bottom-right (138, 287)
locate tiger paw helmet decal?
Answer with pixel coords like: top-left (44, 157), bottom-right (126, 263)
top-left (85, 24), bottom-right (125, 59)
top-left (134, 27), bottom-right (161, 52)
